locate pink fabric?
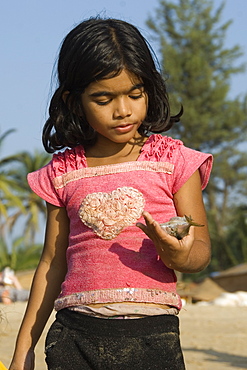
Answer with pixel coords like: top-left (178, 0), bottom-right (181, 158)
top-left (27, 134), bottom-right (213, 311)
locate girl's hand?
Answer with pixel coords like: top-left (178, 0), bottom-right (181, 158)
top-left (137, 170), bottom-right (211, 273)
top-left (9, 350), bottom-right (35, 370)
top-left (136, 211), bottom-right (195, 270)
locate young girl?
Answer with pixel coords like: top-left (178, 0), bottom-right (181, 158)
top-left (10, 17), bottom-right (213, 370)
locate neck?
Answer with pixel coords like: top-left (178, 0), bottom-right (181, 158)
top-left (85, 135), bottom-right (147, 166)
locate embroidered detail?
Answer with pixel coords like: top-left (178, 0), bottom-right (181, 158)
top-left (53, 161), bottom-right (174, 189)
top-left (53, 146), bottom-right (87, 175)
top-left (79, 187), bottom-right (145, 240)
top-left (54, 288), bottom-right (182, 311)
top-left (139, 134), bottom-right (183, 161)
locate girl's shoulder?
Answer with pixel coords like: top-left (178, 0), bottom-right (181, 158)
top-left (140, 134), bottom-right (183, 162)
top-left (27, 145), bottom-right (86, 206)
top-left (141, 135), bottom-right (213, 191)
top-left (51, 145), bottom-right (86, 176)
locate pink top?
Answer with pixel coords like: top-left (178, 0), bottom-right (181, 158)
top-left (28, 134), bottom-right (213, 311)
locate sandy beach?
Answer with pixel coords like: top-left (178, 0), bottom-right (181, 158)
top-left (0, 301), bottom-right (246, 369)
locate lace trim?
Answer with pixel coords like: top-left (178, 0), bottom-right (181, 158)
top-left (54, 288), bottom-right (182, 311)
top-left (53, 161), bottom-right (174, 189)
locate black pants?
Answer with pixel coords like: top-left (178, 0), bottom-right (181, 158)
top-left (45, 309), bottom-right (185, 370)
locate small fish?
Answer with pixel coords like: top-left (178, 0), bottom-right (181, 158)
top-left (160, 215), bottom-right (204, 240)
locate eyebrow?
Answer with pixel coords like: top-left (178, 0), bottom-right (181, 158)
top-left (89, 83), bottom-right (145, 97)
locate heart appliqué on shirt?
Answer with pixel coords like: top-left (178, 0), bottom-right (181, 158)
top-left (79, 187), bottom-right (145, 240)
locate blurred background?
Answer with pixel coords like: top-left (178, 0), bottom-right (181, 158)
top-left (1, 2), bottom-right (247, 369)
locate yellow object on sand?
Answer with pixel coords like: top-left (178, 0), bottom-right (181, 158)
top-left (0, 362), bottom-right (7, 370)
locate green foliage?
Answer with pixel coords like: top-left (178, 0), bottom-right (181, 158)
top-left (0, 131), bottom-right (26, 218)
top-left (0, 237), bottom-right (11, 269)
top-left (226, 206), bottom-right (247, 262)
top-left (4, 150), bottom-right (50, 244)
top-left (0, 236), bottom-right (42, 271)
top-left (0, 129), bottom-right (51, 271)
top-left (147, 0), bottom-right (247, 272)
top-left (147, 0), bottom-right (246, 150)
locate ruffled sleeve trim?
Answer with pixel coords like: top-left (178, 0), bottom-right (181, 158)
top-left (52, 146), bottom-right (87, 176)
top-left (139, 134), bottom-right (183, 162)
top-left (139, 134), bottom-right (213, 193)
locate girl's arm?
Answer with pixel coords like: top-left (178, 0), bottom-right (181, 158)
top-left (9, 203), bottom-right (69, 370)
top-left (137, 170), bottom-right (211, 273)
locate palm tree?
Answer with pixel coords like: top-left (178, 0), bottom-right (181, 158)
top-left (6, 150), bottom-right (51, 244)
top-left (0, 129), bottom-right (26, 223)
top-left (0, 129), bottom-right (15, 149)
top-left (1, 130), bottom-right (51, 269)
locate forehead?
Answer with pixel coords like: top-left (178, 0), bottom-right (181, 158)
top-left (86, 70), bottom-right (142, 94)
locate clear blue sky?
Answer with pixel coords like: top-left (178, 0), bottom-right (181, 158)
top-left (1, 0), bottom-right (247, 158)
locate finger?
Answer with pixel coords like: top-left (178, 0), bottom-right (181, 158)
top-left (136, 222), bottom-right (153, 239)
top-left (142, 211), bottom-right (160, 230)
top-left (140, 213), bottom-right (168, 242)
top-left (135, 222), bottom-right (146, 232)
top-left (142, 212), bottom-right (170, 239)
top-left (137, 212), bottom-right (158, 234)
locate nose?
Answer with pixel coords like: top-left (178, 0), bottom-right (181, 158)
top-left (113, 96), bottom-right (132, 119)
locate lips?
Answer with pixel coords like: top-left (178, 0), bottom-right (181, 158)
top-left (113, 123), bottom-right (135, 133)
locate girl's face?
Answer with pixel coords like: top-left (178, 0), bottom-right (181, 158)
top-left (81, 69), bottom-right (148, 146)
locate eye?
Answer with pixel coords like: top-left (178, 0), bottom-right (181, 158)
top-left (129, 89), bottom-right (145, 100)
top-left (95, 99), bottom-right (111, 106)
top-left (129, 93), bottom-right (143, 100)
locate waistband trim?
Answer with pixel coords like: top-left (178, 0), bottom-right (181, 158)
top-left (54, 287), bottom-right (182, 311)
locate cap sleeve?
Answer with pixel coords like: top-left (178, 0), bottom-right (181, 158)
top-left (172, 144), bottom-right (213, 194)
top-left (27, 161), bottom-right (65, 207)
top-left (27, 146), bottom-right (86, 207)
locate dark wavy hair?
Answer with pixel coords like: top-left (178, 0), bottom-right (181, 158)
top-left (43, 17), bottom-right (182, 153)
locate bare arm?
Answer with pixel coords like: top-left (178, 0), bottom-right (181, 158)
top-left (9, 203), bottom-right (69, 370)
top-left (137, 170), bottom-right (211, 273)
